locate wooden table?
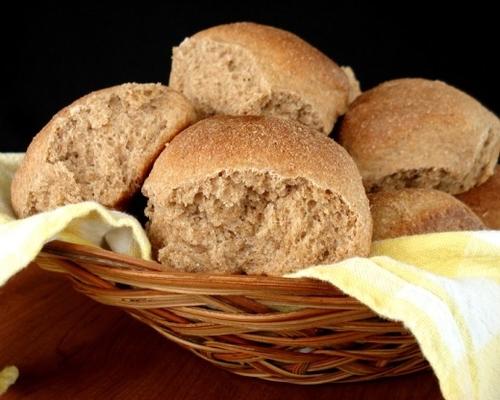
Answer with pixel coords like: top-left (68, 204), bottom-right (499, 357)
top-left (1, 265), bottom-right (444, 399)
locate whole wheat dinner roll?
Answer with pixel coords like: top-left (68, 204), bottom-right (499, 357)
top-left (11, 83), bottom-right (197, 218)
top-left (456, 165), bottom-right (500, 229)
top-left (143, 115), bottom-right (372, 276)
top-left (169, 22), bottom-right (359, 134)
top-left (369, 189), bottom-right (485, 240)
top-left (339, 78), bottom-right (500, 194)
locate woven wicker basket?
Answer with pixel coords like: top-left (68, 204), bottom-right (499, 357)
top-left (35, 240), bottom-right (428, 384)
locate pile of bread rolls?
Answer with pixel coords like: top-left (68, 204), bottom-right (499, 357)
top-left (11, 22), bottom-right (500, 276)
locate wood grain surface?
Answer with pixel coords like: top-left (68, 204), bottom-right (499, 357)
top-left (0, 265), bottom-right (444, 399)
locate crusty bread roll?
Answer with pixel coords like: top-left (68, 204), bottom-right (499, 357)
top-left (169, 22), bottom-right (358, 134)
top-left (143, 115), bottom-right (372, 276)
top-left (11, 83), bottom-right (197, 218)
top-left (456, 165), bottom-right (500, 229)
top-left (369, 189), bottom-right (485, 240)
top-left (339, 78), bottom-right (500, 194)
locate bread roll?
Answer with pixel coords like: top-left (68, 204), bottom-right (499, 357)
top-left (169, 22), bottom-right (357, 134)
top-left (339, 78), bottom-right (500, 194)
top-left (11, 83), bottom-right (197, 217)
top-left (143, 115), bottom-right (372, 276)
top-left (456, 165), bottom-right (500, 229)
top-left (369, 189), bottom-right (485, 240)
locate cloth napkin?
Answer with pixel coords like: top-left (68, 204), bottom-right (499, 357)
top-left (0, 153), bottom-right (499, 400)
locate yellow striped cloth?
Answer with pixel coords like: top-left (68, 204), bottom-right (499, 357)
top-left (1, 153), bottom-right (499, 400)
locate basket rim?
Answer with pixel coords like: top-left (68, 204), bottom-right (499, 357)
top-left (39, 240), bottom-right (344, 295)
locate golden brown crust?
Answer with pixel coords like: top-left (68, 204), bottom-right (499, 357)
top-left (170, 22), bottom-right (354, 133)
top-left (11, 83), bottom-right (197, 218)
top-left (192, 23), bottom-right (349, 92)
top-left (143, 115), bottom-right (372, 256)
top-left (456, 166), bottom-right (500, 229)
top-left (339, 78), bottom-right (500, 194)
top-left (369, 188), bottom-right (485, 240)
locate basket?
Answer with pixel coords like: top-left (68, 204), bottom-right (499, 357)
top-left (35, 240), bottom-right (429, 384)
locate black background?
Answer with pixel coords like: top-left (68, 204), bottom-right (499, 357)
top-left (1, 3), bottom-right (498, 152)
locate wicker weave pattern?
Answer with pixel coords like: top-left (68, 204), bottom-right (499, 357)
top-left (36, 241), bottom-right (428, 384)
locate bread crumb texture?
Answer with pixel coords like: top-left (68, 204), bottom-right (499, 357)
top-left (11, 83), bottom-right (197, 217)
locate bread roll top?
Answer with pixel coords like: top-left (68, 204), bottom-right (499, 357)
top-left (340, 78), bottom-right (500, 194)
top-left (170, 22), bottom-right (356, 134)
top-left (143, 116), bottom-right (372, 275)
top-left (144, 115), bottom-right (368, 215)
top-left (456, 166), bottom-right (500, 229)
top-left (369, 188), bottom-right (485, 240)
top-left (188, 22), bottom-right (350, 95)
